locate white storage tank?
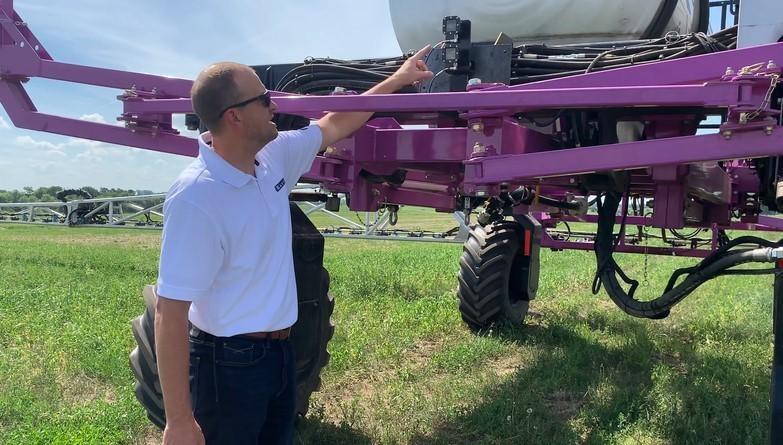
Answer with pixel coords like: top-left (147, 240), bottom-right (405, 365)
top-left (390, 0), bottom-right (706, 51)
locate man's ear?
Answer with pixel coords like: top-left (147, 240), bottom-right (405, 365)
top-left (224, 109), bottom-right (242, 128)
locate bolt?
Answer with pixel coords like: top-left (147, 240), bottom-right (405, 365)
top-left (470, 121), bottom-right (484, 132)
top-left (372, 188), bottom-right (380, 197)
top-left (475, 190), bottom-right (487, 197)
top-left (333, 86), bottom-right (346, 94)
top-left (569, 178), bottom-right (576, 184)
top-left (725, 66), bottom-right (735, 76)
top-left (467, 78), bottom-right (482, 86)
top-left (722, 130), bottom-right (733, 140)
top-left (472, 142), bottom-right (486, 154)
top-left (768, 60), bottom-right (778, 70)
top-left (450, 175), bottom-right (456, 181)
top-left (765, 126), bottom-right (775, 135)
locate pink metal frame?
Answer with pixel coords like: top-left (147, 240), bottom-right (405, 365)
top-left (1, 0), bottom-right (782, 257)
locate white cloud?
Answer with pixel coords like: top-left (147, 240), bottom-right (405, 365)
top-left (2, 132), bottom-right (192, 191)
top-left (0, 115), bottom-right (10, 129)
top-left (15, 135), bottom-right (60, 151)
top-left (45, 149), bottom-right (67, 157)
top-left (79, 113), bottom-right (107, 124)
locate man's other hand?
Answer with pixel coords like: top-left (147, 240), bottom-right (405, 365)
top-left (162, 418), bottom-right (205, 445)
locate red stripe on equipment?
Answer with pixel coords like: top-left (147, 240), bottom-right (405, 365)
top-left (523, 230), bottom-right (531, 257)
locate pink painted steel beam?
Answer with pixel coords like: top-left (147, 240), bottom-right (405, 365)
top-left (39, 61), bottom-right (193, 97)
top-left (0, 81), bottom-right (197, 156)
top-left (541, 236), bottom-right (712, 258)
top-left (465, 129), bottom-right (783, 182)
top-left (122, 83), bottom-right (744, 115)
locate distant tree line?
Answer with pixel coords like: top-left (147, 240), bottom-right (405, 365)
top-left (0, 186), bottom-right (159, 203)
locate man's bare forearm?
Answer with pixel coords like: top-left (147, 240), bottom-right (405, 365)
top-left (316, 45), bottom-right (433, 149)
top-left (155, 297), bottom-right (193, 424)
top-left (316, 75), bottom-right (408, 147)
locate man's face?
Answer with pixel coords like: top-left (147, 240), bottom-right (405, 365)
top-left (229, 68), bottom-right (278, 147)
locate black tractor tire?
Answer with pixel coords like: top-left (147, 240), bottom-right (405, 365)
top-left (56, 188), bottom-right (93, 202)
top-left (129, 266), bottom-right (334, 429)
top-left (291, 267), bottom-right (334, 416)
top-left (457, 220), bottom-right (531, 330)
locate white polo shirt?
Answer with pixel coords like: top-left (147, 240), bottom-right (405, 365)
top-left (156, 125), bottom-right (322, 337)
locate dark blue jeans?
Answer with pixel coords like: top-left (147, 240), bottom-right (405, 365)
top-left (189, 331), bottom-right (296, 445)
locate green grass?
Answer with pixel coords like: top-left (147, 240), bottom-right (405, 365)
top-left (0, 223), bottom-right (775, 444)
top-left (297, 203), bottom-right (459, 233)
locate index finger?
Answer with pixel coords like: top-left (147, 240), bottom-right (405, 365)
top-left (410, 44), bottom-right (432, 61)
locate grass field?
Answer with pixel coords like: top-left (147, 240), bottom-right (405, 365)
top-left (0, 220), bottom-right (775, 444)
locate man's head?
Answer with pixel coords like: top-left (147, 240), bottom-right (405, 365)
top-left (191, 62), bottom-right (278, 146)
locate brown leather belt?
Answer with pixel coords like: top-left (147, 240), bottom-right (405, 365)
top-left (241, 327), bottom-right (291, 340)
top-left (190, 325), bottom-right (291, 341)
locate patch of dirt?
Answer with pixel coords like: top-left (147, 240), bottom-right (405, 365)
top-left (543, 390), bottom-right (584, 421)
top-left (59, 373), bottom-right (117, 406)
top-left (136, 425), bottom-right (162, 445)
top-left (315, 373), bottom-right (383, 427)
top-left (486, 354), bottom-right (526, 378)
top-left (402, 338), bottom-right (446, 369)
top-left (526, 309), bottom-right (544, 320)
top-left (653, 350), bottom-right (688, 375)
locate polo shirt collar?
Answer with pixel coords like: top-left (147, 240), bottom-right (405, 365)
top-left (198, 132), bottom-right (254, 188)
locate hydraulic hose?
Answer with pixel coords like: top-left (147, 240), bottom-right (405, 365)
top-left (594, 192), bottom-right (783, 319)
top-left (273, 28), bottom-right (738, 96)
top-left (477, 187), bottom-right (582, 225)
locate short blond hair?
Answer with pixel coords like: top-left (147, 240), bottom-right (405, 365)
top-left (190, 62), bottom-right (248, 132)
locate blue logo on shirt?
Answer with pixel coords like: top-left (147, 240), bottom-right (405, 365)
top-left (274, 178), bottom-right (286, 192)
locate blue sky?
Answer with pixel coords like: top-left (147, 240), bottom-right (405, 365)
top-left (0, 1), bottom-right (401, 192)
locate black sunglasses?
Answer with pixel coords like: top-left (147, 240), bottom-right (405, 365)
top-left (218, 91), bottom-right (272, 118)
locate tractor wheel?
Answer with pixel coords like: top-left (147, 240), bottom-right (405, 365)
top-left (129, 266), bottom-right (334, 428)
top-left (457, 220), bottom-right (533, 330)
top-left (291, 267), bottom-right (335, 416)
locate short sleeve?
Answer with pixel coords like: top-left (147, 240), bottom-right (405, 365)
top-left (156, 198), bottom-right (224, 301)
top-left (262, 124), bottom-right (323, 193)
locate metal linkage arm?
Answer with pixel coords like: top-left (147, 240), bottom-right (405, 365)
top-left (0, 0), bottom-right (198, 156)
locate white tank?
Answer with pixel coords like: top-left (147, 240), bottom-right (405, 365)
top-left (390, 0), bottom-right (704, 51)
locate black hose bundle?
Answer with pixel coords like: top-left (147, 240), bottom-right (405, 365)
top-left (275, 27), bottom-right (738, 95)
top-left (511, 26), bottom-right (737, 83)
top-left (593, 191), bottom-right (782, 319)
top-left (275, 55), bottom-right (413, 95)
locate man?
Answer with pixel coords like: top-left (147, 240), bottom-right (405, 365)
top-left (155, 46), bottom-right (433, 445)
